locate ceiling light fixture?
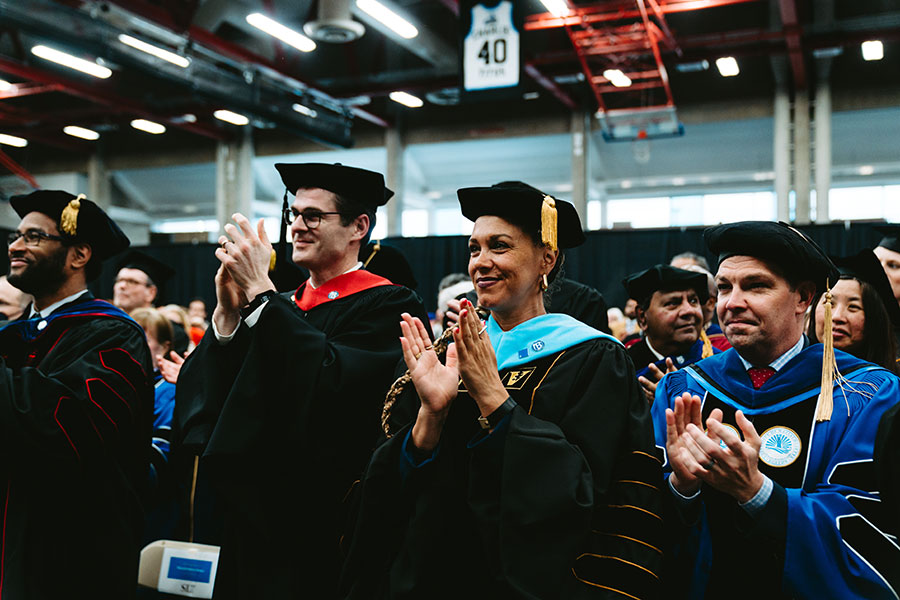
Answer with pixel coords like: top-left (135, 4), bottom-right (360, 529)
top-left (31, 45), bottom-right (112, 79)
top-left (246, 13), bottom-right (316, 52)
top-left (715, 56), bottom-right (740, 77)
top-left (292, 103), bottom-right (318, 118)
top-left (0, 133), bottom-right (27, 148)
top-left (214, 109), bottom-right (250, 126)
top-left (389, 91), bottom-right (423, 108)
top-left (356, 0), bottom-right (418, 39)
top-left (118, 34), bottom-right (190, 68)
top-left (130, 119), bottom-right (166, 134)
top-left (859, 165), bottom-right (875, 176)
top-left (63, 125), bottom-right (100, 140)
top-left (602, 68), bottom-right (632, 87)
top-left (539, 0), bottom-right (571, 18)
top-left (861, 40), bottom-right (884, 61)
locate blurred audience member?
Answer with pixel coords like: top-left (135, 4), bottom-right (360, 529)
top-left (159, 303), bottom-right (193, 354)
top-left (130, 307), bottom-right (179, 545)
top-left (607, 306), bottom-right (627, 341)
top-left (807, 250), bottom-right (899, 371)
top-left (435, 272), bottom-right (474, 335)
top-left (670, 250), bottom-right (710, 272)
top-left (681, 263), bottom-right (731, 351)
top-left (188, 297), bottom-right (208, 326)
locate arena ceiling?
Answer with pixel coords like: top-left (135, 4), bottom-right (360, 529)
top-left (0, 0), bottom-right (898, 199)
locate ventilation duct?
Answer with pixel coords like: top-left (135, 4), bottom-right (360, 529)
top-left (303, 0), bottom-right (365, 43)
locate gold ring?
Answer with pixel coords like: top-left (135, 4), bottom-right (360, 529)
top-left (424, 345), bottom-right (433, 351)
top-left (414, 352), bottom-right (422, 359)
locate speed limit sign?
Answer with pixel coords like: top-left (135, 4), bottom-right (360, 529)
top-left (462, 0), bottom-right (521, 92)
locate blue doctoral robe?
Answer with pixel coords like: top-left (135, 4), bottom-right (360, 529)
top-left (652, 345), bottom-right (900, 600)
top-left (632, 337), bottom-right (720, 381)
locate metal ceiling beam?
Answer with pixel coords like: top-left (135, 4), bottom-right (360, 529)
top-left (93, 0), bottom-right (390, 131)
top-left (523, 63), bottom-right (577, 110)
top-left (0, 82), bottom-right (64, 100)
top-left (524, 0), bottom-right (762, 31)
top-left (779, 0), bottom-right (806, 89)
top-left (637, 0), bottom-right (675, 106)
top-left (0, 148), bottom-right (39, 188)
top-left (0, 56), bottom-right (229, 141)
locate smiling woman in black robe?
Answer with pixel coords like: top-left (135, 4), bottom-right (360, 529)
top-left (341, 182), bottom-right (663, 600)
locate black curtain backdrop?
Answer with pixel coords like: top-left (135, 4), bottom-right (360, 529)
top-left (64, 220), bottom-right (887, 314)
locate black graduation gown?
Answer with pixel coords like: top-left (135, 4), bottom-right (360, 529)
top-left (549, 277), bottom-right (611, 333)
top-left (0, 294), bottom-right (153, 600)
top-left (627, 338), bottom-right (656, 373)
top-left (174, 284), bottom-right (428, 599)
top-left (341, 336), bottom-right (663, 599)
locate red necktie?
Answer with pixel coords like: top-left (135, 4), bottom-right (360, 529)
top-left (747, 366), bottom-right (776, 389)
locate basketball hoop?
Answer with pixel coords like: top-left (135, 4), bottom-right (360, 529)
top-left (632, 137), bottom-right (651, 164)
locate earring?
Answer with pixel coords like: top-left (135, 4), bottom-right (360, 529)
top-left (540, 274), bottom-right (549, 291)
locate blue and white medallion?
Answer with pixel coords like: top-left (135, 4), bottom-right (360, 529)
top-left (531, 340), bottom-right (545, 352)
top-left (759, 426), bottom-right (801, 468)
top-left (327, 291), bottom-right (340, 300)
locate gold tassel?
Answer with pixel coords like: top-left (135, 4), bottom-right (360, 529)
top-left (700, 328), bottom-right (714, 359)
top-left (268, 248), bottom-right (277, 272)
top-left (540, 195), bottom-right (558, 252)
top-left (60, 193), bottom-right (84, 236)
top-left (363, 240), bottom-right (381, 268)
top-left (816, 284), bottom-right (836, 422)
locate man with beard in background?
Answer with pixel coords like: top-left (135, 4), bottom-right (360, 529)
top-left (0, 189), bottom-right (153, 599)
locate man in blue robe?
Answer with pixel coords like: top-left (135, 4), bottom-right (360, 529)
top-left (623, 264), bottom-right (718, 401)
top-left (652, 221), bottom-right (900, 599)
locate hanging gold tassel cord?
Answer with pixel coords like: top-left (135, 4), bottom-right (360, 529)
top-left (363, 240), bottom-right (381, 268)
top-left (540, 195), bottom-right (558, 252)
top-left (189, 455), bottom-right (199, 543)
top-left (700, 329), bottom-right (714, 359)
top-left (60, 193), bottom-right (84, 236)
top-left (382, 307), bottom-right (490, 437)
top-left (816, 287), bottom-right (835, 422)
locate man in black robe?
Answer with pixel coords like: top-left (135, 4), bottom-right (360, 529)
top-left (113, 251), bottom-right (189, 355)
top-left (175, 163), bottom-right (428, 599)
top-left (0, 190), bottom-right (153, 599)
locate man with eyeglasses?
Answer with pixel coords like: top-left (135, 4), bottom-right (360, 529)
top-left (112, 251), bottom-right (173, 314)
top-left (175, 163), bottom-right (428, 598)
top-left (1, 189), bottom-right (153, 599)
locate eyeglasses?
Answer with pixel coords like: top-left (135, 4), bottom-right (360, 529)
top-left (7, 230), bottom-right (66, 247)
top-left (282, 208), bottom-right (343, 229)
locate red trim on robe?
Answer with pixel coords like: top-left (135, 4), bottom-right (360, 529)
top-left (295, 269), bottom-right (394, 311)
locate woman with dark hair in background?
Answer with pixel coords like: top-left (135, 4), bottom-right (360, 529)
top-left (807, 249), bottom-right (900, 374)
top-left (341, 182), bottom-right (662, 600)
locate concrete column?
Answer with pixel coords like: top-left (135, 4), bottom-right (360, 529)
top-left (793, 90), bottom-right (811, 225)
top-left (385, 124), bottom-right (405, 237)
top-left (570, 110), bottom-right (589, 226)
top-left (773, 84), bottom-right (791, 222)
top-left (597, 185), bottom-right (609, 229)
top-left (814, 71), bottom-right (832, 223)
top-left (87, 152), bottom-right (112, 210)
top-left (215, 129), bottom-right (254, 234)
